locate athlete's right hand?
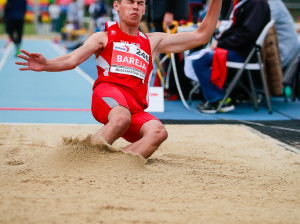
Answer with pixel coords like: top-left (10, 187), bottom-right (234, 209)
top-left (15, 50), bottom-right (47, 72)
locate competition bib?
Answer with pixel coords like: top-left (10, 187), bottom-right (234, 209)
top-left (111, 42), bottom-right (149, 82)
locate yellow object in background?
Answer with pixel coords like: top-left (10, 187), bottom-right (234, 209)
top-left (0, 0), bottom-right (7, 9)
top-left (163, 20), bottom-right (178, 34)
top-left (41, 13), bottom-right (50, 23)
top-left (25, 11), bottom-right (34, 22)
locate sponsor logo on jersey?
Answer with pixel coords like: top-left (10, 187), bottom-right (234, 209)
top-left (120, 40), bottom-right (141, 48)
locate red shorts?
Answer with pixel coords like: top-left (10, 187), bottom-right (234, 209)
top-left (91, 82), bottom-right (160, 143)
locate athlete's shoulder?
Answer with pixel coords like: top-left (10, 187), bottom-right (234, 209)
top-left (84, 31), bottom-right (109, 56)
top-left (90, 31), bottom-right (108, 39)
top-left (146, 32), bottom-right (167, 46)
top-left (146, 32), bottom-right (166, 40)
top-left (146, 32), bottom-right (168, 59)
top-left (88, 31), bottom-right (108, 45)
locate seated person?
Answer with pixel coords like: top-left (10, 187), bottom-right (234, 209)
top-left (268, 0), bottom-right (300, 69)
top-left (61, 20), bottom-right (87, 50)
top-left (186, 0), bottom-right (270, 113)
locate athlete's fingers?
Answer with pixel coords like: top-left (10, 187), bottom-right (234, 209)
top-left (15, 61), bottom-right (28, 66)
top-left (30, 53), bottom-right (40, 57)
top-left (20, 49), bottom-right (30, 56)
top-left (17, 54), bottom-right (29, 61)
top-left (19, 67), bottom-right (30, 71)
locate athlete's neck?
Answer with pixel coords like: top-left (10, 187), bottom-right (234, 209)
top-left (118, 21), bottom-right (139, 36)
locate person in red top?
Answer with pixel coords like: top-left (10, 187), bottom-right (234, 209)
top-left (16, 0), bottom-right (222, 159)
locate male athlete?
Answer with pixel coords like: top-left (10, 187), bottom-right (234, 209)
top-left (16, 0), bottom-right (222, 159)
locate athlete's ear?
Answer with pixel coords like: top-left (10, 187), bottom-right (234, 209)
top-left (113, 1), bottom-right (119, 11)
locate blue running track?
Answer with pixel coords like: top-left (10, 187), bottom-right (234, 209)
top-left (0, 38), bottom-right (299, 124)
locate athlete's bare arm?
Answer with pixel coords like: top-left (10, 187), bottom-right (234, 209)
top-left (16, 32), bottom-right (108, 72)
top-left (148, 0), bottom-right (222, 59)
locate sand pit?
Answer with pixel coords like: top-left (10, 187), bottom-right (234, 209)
top-left (0, 123), bottom-right (300, 224)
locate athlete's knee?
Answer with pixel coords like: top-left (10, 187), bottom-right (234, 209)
top-left (151, 125), bottom-right (168, 145)
top-left (159, 126), bottom-right (168, 143)
top-left (109, 112), bottom-right (131, 130)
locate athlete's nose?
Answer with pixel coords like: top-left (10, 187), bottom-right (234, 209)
top-left (132, 1), bottom-right (138, 9)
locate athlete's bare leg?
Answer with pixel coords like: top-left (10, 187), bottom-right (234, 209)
top-left (123, 120), bottom-right (168, 159)
top-left (91, 105), bottom-right (131, 145)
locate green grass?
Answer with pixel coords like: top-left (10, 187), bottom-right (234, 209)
top-left (0, 22), bottom-right (4, 35)
top-left (0, 22), bottom-right (36, 36)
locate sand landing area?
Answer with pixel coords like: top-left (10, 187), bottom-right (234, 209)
top-left (0, 123), bottom-right (300, 224)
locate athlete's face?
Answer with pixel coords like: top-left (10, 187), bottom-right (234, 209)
top-left (114, 0), bottom-right (146, 26)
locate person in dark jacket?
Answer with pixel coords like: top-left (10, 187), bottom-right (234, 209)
top-left (150, 0), bottom-right (189, 32)
top-left (220, 0), bottom-right (234, 20)
top-left (4, 0), bottom-right (27, 56)
top-left (150, 0), bottom-right (193, 100)
top-left (190, 0), bottom-right (270, 113)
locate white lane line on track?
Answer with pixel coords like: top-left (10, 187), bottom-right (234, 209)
top-left (0, 44), bottom-right (13, 72)
top-left (47, 40), bottom-right (94, 85)
top-left (75, 66), bottom-right (94, 85)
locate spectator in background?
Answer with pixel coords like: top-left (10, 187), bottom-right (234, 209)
top-left (268, 0), bottom-right (300, 69)
top-left (67, 0), bottom-right (80, 30)
top-left (89, 0), bottom-right (107, 32)
top-left (220, 0), bottom-right (234, 20)
top-left (63, 0), bottom-right (84, 50)
top-left (190, 0), bottom-right (207, 24)
top-left (48, 2), bottom-right (61, 33)
top-left (150, 0), bottom-right (189, 32)
top-left (150, 0), bottom-right (193, 100)
top-left (200, 0), bottom-right (233, 22)
top-left (4, 0), bottom-right (26, 56)
top-left (186, 0), bottom-right (270, 113)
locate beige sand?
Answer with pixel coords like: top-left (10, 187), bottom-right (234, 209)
top-left (0, 123), bottom-right (300, 224)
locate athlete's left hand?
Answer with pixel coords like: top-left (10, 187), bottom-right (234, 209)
top-left (15, 49), bottom-right (47, 72)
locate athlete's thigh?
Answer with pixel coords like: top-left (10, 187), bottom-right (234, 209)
top-left (91, 83), bottom-right (129, 124)
top-left (122, 112), bottom-right (160, 143)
